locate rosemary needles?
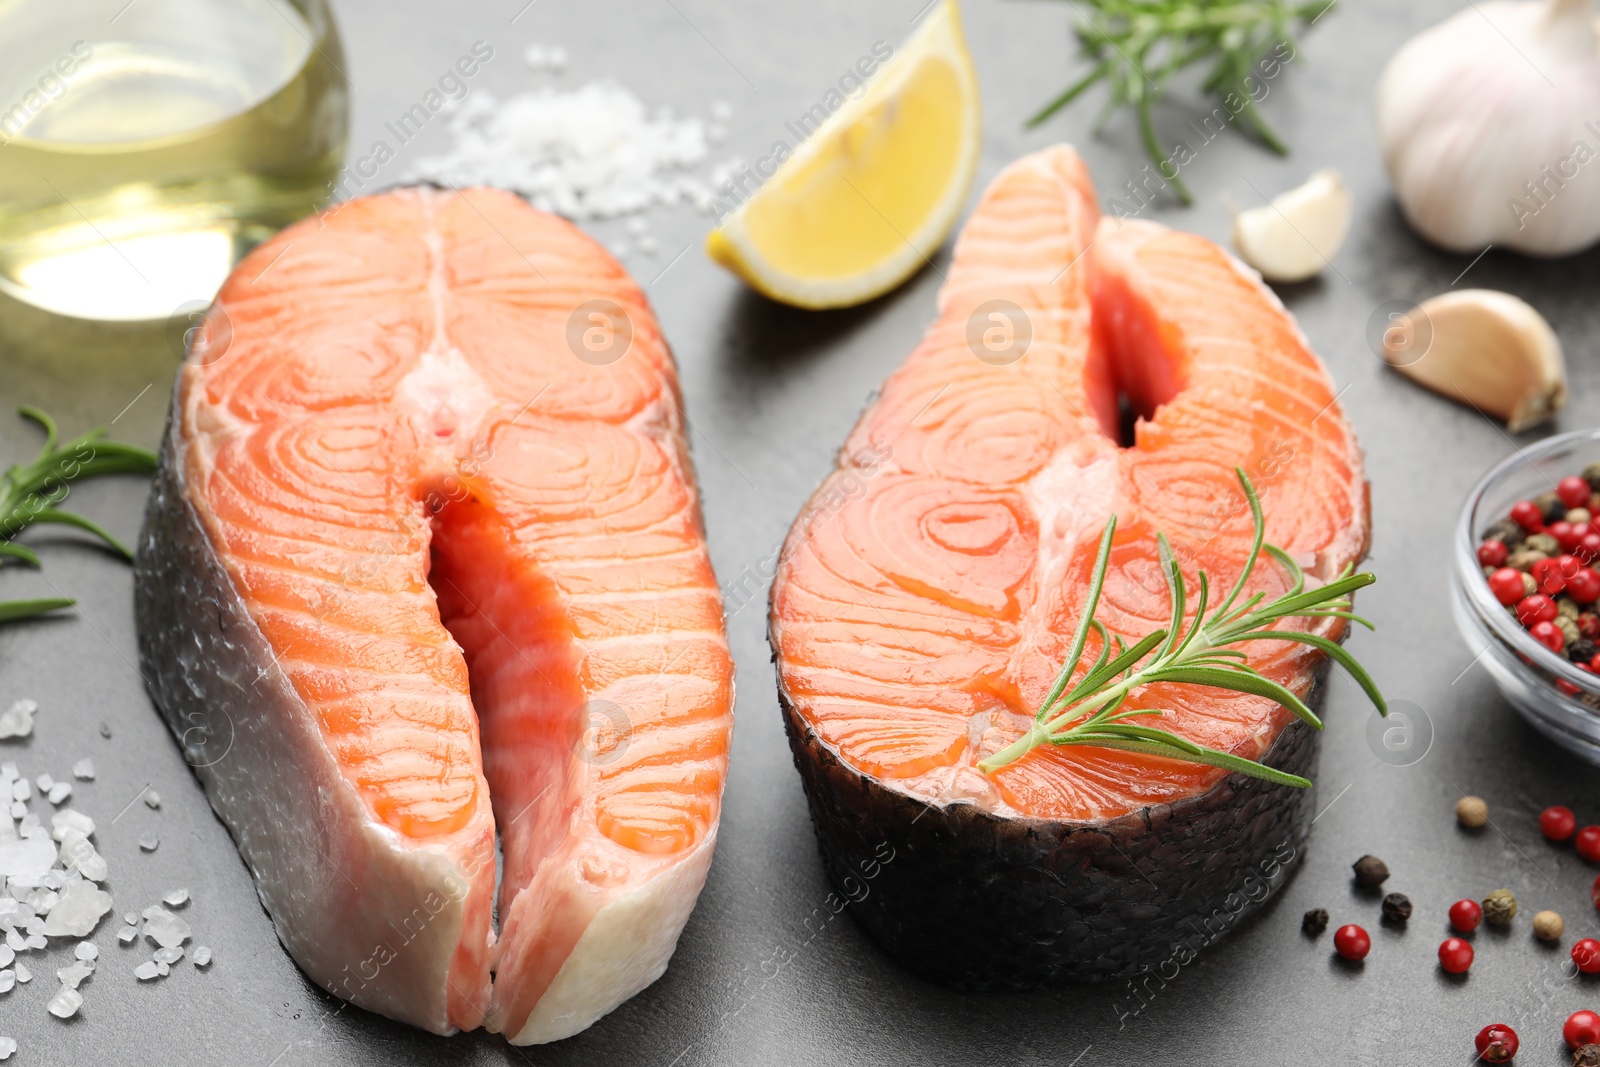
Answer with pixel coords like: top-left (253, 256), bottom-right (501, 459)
top-left (0, 407), bottom-right (158, 624)
top-left (977, 468), bottom-right (1383, 786)
top-left (1026, 0), bottom-right (1337, 204)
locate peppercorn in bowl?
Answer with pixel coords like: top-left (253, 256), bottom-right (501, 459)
top-left (1454, 428), bottom-right (1600, 766)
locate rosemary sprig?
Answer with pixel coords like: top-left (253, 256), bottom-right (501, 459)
top-left (1026, 0), bottom-right (1337, 205)
top-left (0, 407), bottom-right (159, 624)
top-left (977, 468), bottom-right (1383, 786)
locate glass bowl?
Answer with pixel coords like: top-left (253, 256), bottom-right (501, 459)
top-left (1453, 427), bottom-right (1600, 766)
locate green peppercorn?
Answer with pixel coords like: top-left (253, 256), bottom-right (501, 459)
top-left (1523, 572), bottom-right (1540, 597)
top-left (1353, 854), bottom-right (1390, 889)
top-left (1302, 907), bottom-right (1329, 937)
top-left (1570, 507), bottom-right (1594, 526)
top-left (1584, 462), bottom-right (1600, 492)
top-left (1559, 617), bottom-right (1582, 647)
top-left (1508, 549), bottom-right (1550, 572)
top-left (1526, 532), bottom-right (1562, 555)
top-left (1483, 888), bottom-right (1518, 926)
top-left (1560, 596), bottom-right (1583, 620)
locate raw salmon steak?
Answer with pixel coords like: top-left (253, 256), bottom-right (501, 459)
top-left (134, 186), bottom-right (734, 1041)
top-left (770, 146), bottom-right (1368, 986)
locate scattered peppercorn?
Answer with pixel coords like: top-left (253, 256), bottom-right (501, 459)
top-left (1575, 639), bottom-right (1600, 665)
top-left (1484, 888), bottom-right (1519, 926)
top-left (1477, 1023), bottom-right (1520, 1062)
top-left (1575, 1044), bottom-right (1600, 1067)
top-left (1574, 938), bottom-right (1600, 974)
top-left (1458, 796), bottom-right (1491, 829)
top-left (1451, 898), bottom-right (1485, 933)
top-left (1439, 936), bottom-right (1474, 974)
top-left (1579, 826), bottom-right (1600, 863)
top-left (1529, 532), bottom-right (1563, 555)
top-left (1382, 892), bottom-right (1413, 924)
top-left (1545, 806), bottom-right (1580, 841)
top-left (1353, 854), bottom-right (1390, 889)
top-left (1539, 492), bottom-right (1569, 522)
top-left (1535, 910), bottom-right (1567, 942)
top-left (1333, 924), bottom-right (1370, 961)
top-left (1486, 518), bottom-right (1527, 547)
top-left (1567, 1012), bottom-right (1600, 1050)
top-left (1302, 907), bottom-right (1329, 937)
top-left (1592, 874), bottom-right (1600, 911)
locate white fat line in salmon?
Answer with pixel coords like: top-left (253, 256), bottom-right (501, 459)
top-left (1112, 839), bottom-right (1297, 1031)
top-left (1101, 41), bottom-right (1296, 221)
top-left (721, 440), bottom-right (894, 619)
top-left (0, 40), bottom-right (93, 145)
top-left (704, 40), bottom-right (895, 223)
top-left (322, 40), bottom-right (496, 210)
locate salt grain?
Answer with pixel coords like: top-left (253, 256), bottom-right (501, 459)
top-left (46, 782), bottom-right (70, 806)
top-left (0, 948), bottom-right (9, 968)
top-left (0, 837), bottom-right (55, 879)
top-left (133, 960), bottom-right (162, 981)
top-left (192, 945), bottom-right (211, 967)
top-left (116, 927), bottom-right (137, 945)
top-left (9, 781), bottom-right (26, 804)
top-left (138, 836), bottom-right (158, 852)
top-left (162, 888), bottom-right (188, 908)
top-left (408, 81), bottom-right (723, 221)
top-left (40, 879), bottom-right (111, 937)
top-left (56, 960), bottom-right (93, 989)
top-left (73, 942), bottom-right (96, 961)
top-left (45, 985), bottom-right (81, 1018)
top-left (154, 945), bottom-right (183, 965)
top-left (0, 971), bottom-right (11, 994)
top-left (0, 701), bottom-right (36, 740)
top-left (14, 962), bottom-right (30, 983)
top-left (143, 790), bottom-right (160, 809)
top-left (51, 810), bottom-right (94, 842)
top-left (33, 775), bottom-right (51, 793)
top-left (5, 805), bottom-right (19, 821)
top-left (140, 906), bottom-right (190, 949)
top-left (71, 759), bottom-right (93, 781)
top-left (0, 1036), bottom-right (15, 1060)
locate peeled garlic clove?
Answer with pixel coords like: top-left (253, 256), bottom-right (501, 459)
top-left (1381, 289), bottom-right (1566, 432)
top-left (1232, 169), bottom-right (1351, 283)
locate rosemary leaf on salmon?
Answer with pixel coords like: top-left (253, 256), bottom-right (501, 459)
top-left (979, 467), bottom-right (1384, 783)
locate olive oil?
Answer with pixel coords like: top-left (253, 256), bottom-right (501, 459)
top-left (0, 0), bottom-right (348, 321)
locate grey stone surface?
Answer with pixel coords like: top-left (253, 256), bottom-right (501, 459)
top-left (0, 0), bottom-right (1598, 1063)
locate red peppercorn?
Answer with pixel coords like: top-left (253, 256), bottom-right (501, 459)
top-left (1534, 558), bottom-right (1570, 595)
top-left (1490, 568), bottom-right (1528, 605)
top-left (1582, 613), bottom-right (1600, 639)
top-left (1450, 898), bottom-right (1484, 932)
top-left (1554, 521), bottom-right (1579, 550)
top-left (1568, 1011), bottom-right (1600, 1050)
top-left (1476, 1023), bottom-right (1519, 1062)
top-left (1518, 593), bottom-right (1558, 625)
top-left (1579, 826), bottom-right (1600, 862)
top-left (1333, 924), bottom-right (1370, 961)
top-left (1561, 476), bottom-right (1592, 508)
top-left (1575, 939), bottom-right (1600, 974)
top-left (1479, 540), bottom-right (1510, 567)
top-left (1439, 937), bottom-right (1474, 974)
top-left (1561, 678), bottom-right (1586, 696)
top-left (1512, 500), bottom-right (1546, 531)
top-left (1544, 806), bottom-right (1579, 841)
top-left (1573, 568), bottom-right (1600, 604)
top-left (1531, 619), bottom-right (1567, 653)
top-left (1593, 874), bottom-right (1600, 911)
top-left (1582, 532), bottom-right (1600, 563)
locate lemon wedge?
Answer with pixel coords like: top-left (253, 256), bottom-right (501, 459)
top-left (705, 0), bottom-right (981, 309)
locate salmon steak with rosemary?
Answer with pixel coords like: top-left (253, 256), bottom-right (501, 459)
top-left (769, 145), bottom-right (1373, 986)
top-left (134, 187), bottom-right (734, 1041)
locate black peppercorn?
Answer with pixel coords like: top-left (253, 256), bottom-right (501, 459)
top-left (1352, 854), bottom-right (1390, 889)
top-left (1575, 1044), bottom-right (1600, 1067)
top-left (1381, 892), bottom-right (1412, 924)
top-left (1302, 907), bottom-right (1329, 937)
top-left (1585, 462), bottom-right (1600, 492)
top-left (1573, 639), bottom-right (1598, 665)
top-left (1484, 518), bottom-right (1526, 549)
top-left (1537, 492), bottom-right (1568, 522)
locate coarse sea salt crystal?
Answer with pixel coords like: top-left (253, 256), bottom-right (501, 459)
top-left (143, 790), bottom-right (160, 809)
top-left (153, 945), bottom-right (183, 965)
top-left (46, 783), bottom-right (70, 806)
top-left (138, 836), bottom-right (158, 852)
top-left (40, 879), bottom-right (111, 937)
top-left (46, 985), bottom-right (81, 1018)
top-left (407, 81), bottom-right (722, 221)
top-left (50, 810), bottom-right (93, 842)
top-left (14, 962), bottom-right (29, 983)
top-left (140, 906), bottom-right (190, 949)
top-left (0, 701), bottom-right (35, 740)
top-left (5, 805), bottom-right (20, 821)
top-left (56, 960), bottom-right (93, 989)
top-left (0, 1036), bottom-right (14, 1060)
top-left (0, 837), bottom-right (54, 879)
top-left (133, 960), bottom-right (162, 981)
top-left (57, 832), bottom-right (105, 882)
top-left (116, 926), bottom-right (137, 945)
top-left (33, 775), bottom-right (51, 793)
top-left (192, 945), bottom-right (211, 967)
top-left (3, 931), bottom-right (20, 952)
top-left (74, 942), bottom-right (96, 962)
top-left (71, 759), bottom-right (93, 781)
top-left (21, 934), bottom-right (42, 951)
top-left (9, 781), bottom-right (26, 804)
top-left (162, 888), bottom-right (188, 907)
top-left (0, 970), bottom-right (11, 993)
top-left (0, 947), bottom-right (10, 968)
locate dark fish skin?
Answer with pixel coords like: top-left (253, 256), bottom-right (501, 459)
top-left (133, 405), bottom-right (484, 1034)
top-left (775, 666), bottom-right (1326, 989)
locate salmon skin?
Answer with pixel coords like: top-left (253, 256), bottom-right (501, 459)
top-left (134, 186), bottom-right (734, 1041)
top-left (769, 146), bottom-right (1368, 987)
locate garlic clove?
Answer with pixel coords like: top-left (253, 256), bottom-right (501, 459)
top-left (1231, 169), bottom-right (1352, 283)
top-left (1381, 289), bottom-right (1567, 432)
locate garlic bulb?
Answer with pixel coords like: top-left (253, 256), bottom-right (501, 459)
top-left (1381, 289), bottom-right (1566, 431)
top-left (1376, 0), bottom-right (1600, 256)
top-left (1232, 169), bottom-right (1352, 283)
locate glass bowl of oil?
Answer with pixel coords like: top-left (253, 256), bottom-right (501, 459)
top-left (0, 0), bottom-right (349, 322)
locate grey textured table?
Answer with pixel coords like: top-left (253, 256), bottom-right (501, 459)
top-left (3, 1), bottom-right (1600, 1063)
